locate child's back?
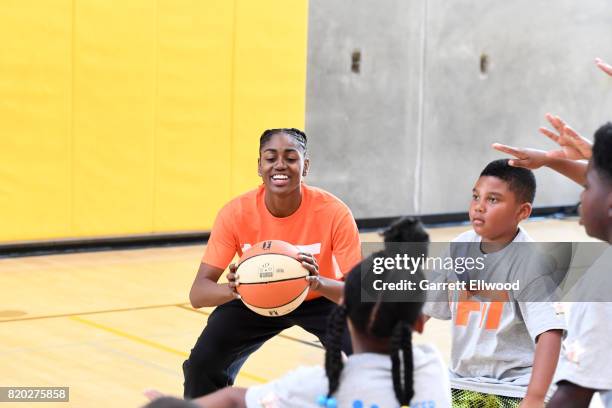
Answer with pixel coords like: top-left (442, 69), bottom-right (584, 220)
top-left (245, 343), bottom-right (448, 407)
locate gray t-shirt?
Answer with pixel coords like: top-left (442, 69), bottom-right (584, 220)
top-left (555, 247), bottom-right (612, 407)
top-left (423, 228), bottom-right (566, 398)
top-left (245, 344), bottom-right (451, 407)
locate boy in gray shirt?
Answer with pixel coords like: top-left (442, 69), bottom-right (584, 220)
top-left (424, 159), bottom-right (566, 407)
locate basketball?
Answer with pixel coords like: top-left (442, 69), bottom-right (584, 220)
top-left (236, 240), bottom-right (310, 317)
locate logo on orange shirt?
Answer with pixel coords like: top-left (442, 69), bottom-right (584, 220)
top-left (454, 290), bottom-right (509, 330)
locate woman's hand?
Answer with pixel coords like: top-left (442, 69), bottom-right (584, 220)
top-left (226, 263), bottom-right (242, 299)
top-left (299, 252), bottom-right (321, 290)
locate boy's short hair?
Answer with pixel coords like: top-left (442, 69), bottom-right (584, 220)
top-left (480, 159), bottom-right (536, 204)
top-left (593, 122), bottom-right (612, 184)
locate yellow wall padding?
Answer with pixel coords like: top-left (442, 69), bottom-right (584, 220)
top-left (0, 0), bottom-right (308, 242)
top-left (231, 0), bottom-right (309, 196)
top-left (0, 0), bottom-right (73, 242)
top-left (72, 0), bottom-right (157, 236)
top-left (155, 0), bottom-right (233, 232)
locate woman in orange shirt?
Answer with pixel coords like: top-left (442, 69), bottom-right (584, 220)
top-left (183, 128), bottom-right (362, 398)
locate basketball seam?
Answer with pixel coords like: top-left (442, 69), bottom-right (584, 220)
top-left (237, 252), bottom-right (300, 266)
top-left (237, 253), bottom-right (306, 284)
top-left (243, 285), bottom-right (309, 310)
top-left (238, 276), bottom-right (308, 285)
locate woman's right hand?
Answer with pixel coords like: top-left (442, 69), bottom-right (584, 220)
top-left (226, 263), bottom-right (241, 299)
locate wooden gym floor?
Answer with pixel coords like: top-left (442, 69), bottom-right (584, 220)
top-left (0, 218), bottom-right (598, 407)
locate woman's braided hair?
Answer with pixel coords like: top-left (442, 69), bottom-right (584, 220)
top-left (259, 128), bottom-right (307, 154)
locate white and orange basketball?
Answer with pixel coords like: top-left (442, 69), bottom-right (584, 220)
top-left (236, 240), bottom-right (310, 317)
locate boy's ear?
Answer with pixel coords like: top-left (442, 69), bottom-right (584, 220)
top-left (518, 202), bottom-right (532, 222)
top-left (257, 158), bottom-right (262, 177)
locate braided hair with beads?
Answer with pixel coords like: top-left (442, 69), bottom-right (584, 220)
top-left (324, 217), bottom-right (428, 407)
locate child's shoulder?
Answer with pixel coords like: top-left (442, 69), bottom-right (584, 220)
top-left (413, 343), bottom-right (446, 371)
top-left (412, 344), bottom-right (452, 406)
top-left (245, 365), bottom-right (327, 407)
top-left (513, 227), bottom-right (534, 242)
top-left (280, 365), bottom-right (327, 383)
top-left (451, 227), bottom-right (534, 243)
top-left (452, 229), bottom-right (480, 242)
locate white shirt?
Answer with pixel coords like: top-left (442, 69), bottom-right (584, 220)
top-left (245, 344), bottom-right (451, 407)
top-left (555, 247), bottom-right (612, 407)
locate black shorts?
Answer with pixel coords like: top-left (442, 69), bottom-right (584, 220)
top-left (182, 297), bottom-right (352, 398)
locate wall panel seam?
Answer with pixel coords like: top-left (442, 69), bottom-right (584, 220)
top-left (414, 0), bottom-right (428, 215)
top-left (229, 0), bottom-right (238, 196)
top-left (152, 0), bottom-right (159, 233)
top-left (70, 0), bottom-right (77, 235)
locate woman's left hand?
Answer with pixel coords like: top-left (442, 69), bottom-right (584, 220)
top-left (299, 252), bottom-right (321, 290)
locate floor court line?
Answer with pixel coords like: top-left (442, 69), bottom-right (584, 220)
top-left (0, 303), bottom-right (323, 351)
top-left (0, 303), bottom-right (187, 323)
top-left (69, 315), bottom-right (268, 384)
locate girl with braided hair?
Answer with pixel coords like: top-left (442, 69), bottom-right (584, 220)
top-left (149, 217), bottom-right (451, 407)
top-left (318, 217), bottom-right (450, 408)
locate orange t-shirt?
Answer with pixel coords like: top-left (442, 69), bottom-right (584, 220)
top-left (202, 184), bottom-right (362, 300)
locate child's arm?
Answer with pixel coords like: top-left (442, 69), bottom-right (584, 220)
top-left (520, 329), bottom-right (563, 408)
top-left (492, 144), bottom-right (587, 186)
top-left (543, 157), bottom-right (587, 186)
top-left (538, 113), bottom-right (592, 161)
top-left (546, 381), bottom-right (596, 408)
top-left (492, 112), bottom-right (591, 186)
top-left (595, 57), bottom-right (612, 76)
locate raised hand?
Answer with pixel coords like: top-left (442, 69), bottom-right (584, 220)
top-left (538, 113), bottom-right (592, 160)
top-left (491, 143), bottom-right (549, 169)
top-left (595, 57), bottom-right (612, 77)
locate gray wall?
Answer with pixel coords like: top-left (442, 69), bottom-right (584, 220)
top-left (305, 0), bottom-right (612, 218)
